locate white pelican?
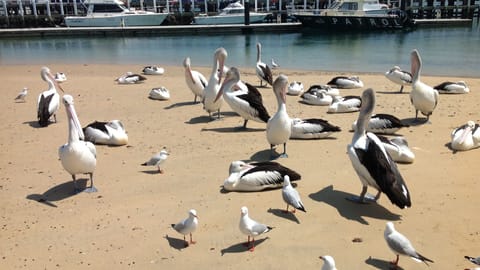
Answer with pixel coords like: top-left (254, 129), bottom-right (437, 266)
top-left (306, 84), bottom-right (340, 97)
top-left (351, 113), bottom-right (410, 135)
top-left (141, 148), bottom-right (169, 173)
top-left (385, 66), bottom-right (412, 93)
top-left (300, 89), bottom-right (333, 106)
top-left (142, 65), bottom-right (165, 75)
top-left (465, 256), bottom-right (480, 266)
top-left (255, 43), bottom-right (273, 87)
top-left (384, 222), bottom-right (434, 267)
top-left (148, 87), bottom-right (170, 100)
top-left (54, 72), bottom-right (67, 83)
top-left (290, 118), bottom-right (341, 139)
top-left (115, 72), bottom-right (147, 84)
top-left (223, 160), bottom-right (301, 192)
top-left (267, 74), bottom-right (291, 159)
top-left (347, 88), bottom-right (411, 209)
top-left (377, 135), bottom-right (415, 164)
top-left (327, 76), bottom-right (364, 89)
top-left (450, 121), bottom-right (480, 151)
top-left (37, 66), bottom-right (64, 127)
top-left (282, 175), bottom-right (306, 213)
top-left (202, 47), bottom-right (226, 120)
top-left (171, 209), bottom-right (198, 247)
top-left (327, 95), bottom-right (362, 113)
top-left (215, 67), bottom-right (270, 129)
top-left (287, 81), bottom-right (304, 96)
top-left (410, 49), bottom-right (439, 122)
top-left (59, 95), bottom-right (97, 193)
top-left (83, 120), bottom-right (129, 146)
top-left (434, 81), bottom-right (470, 94)
top-left (14, 87), bottom-right (28, 102)
top-left (183, 57), bottom-right (207, 103)
top-left (319, 255), bottom-right (338, 270)
top-left (239, 206), bottom-right (273, 252)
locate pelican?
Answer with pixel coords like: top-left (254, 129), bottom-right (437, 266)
top-left (59, 95), bottom-right (97, 193)
top-left (347, 88), bottom-right (411, 209)
top-left (83, 120), bottom-right (128, 146)
top-left (434, 81), bottom-right (470, 94)
top-left (351, 113), bottom-right (410, 134)
top-left (148, 87), bottom-right (170, 100)
top-left (215, 67), bottom-right (270, 129)
top-left (239, 206), bottom-right (273, 252)
top-left (255, 43), bottom-right (273, 87)
top-left (450, 121), bottom-right (480, 151)
top-left (410, 49), bottom-right (439, 122)
top-left (287, 81), bottom-right (304, 96)
top-left (142, 65), bottom-right (164, 75)
top-left (290, 118), bottom-right (341, 139)
top-left (171, 209), bottom-right (198, 247)
top-left (300, 89), bottom-right (333, 106)
top-left (37, 66), bottom-right (64, 127)
top-left (54, 72), bottom-right (67, 83)
top-left (14, 87), bottom-right (28, 102)
top-left (327, 95), bottom-right (362, 113)
top-left (327, 76), bottom-right (364, 89)
top-left (223, 160), bottom-right (301, 192)
top-left (202, 47), bottom-right (226, 120)
top-left (183, 57), bottom-right (207, 103)
top-left (377, 135), bottom-right (415, 164)
top-left (267, 74), bottom-right (291, 159)
top-left (115, 72), bottom-right (147, 84)
top-left (141, 148), bottom-right (169, 173)
top-left (305, 84), bottom-right (340, 97)
top-left (385, 66), bottom-right (412, 93)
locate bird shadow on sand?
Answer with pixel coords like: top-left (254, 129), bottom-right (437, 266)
top-left (376, 90), bottom-right (409, 95)
top-left (23, 120), bottom-right (48, 129)
top-left (267, 208), bottom-right (300, 224)
top-left (365, 257), bottom-right (405, 270)
top-left (186, 115), bottom-right (216, 124)
top-left (309, 185), bottom-right (402, 225)
top-left (220, 237), bottom-right (269, 256)
top-left (250, 149), bottom-right (280, 162)
top-left (26, 179), bottom-right (87, 207)
top-left (164, 234), bottom-right (188, 251)
top-left (201, 126), bottom-right (265, 133)
top-left (401, 117), bottom-right (430, 126)
top-left (140, 169), bottom-right (162, 175)
top-left (164, 101), bottom-right (198, 109)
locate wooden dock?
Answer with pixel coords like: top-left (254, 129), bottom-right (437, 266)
top-left (415, 18), bottom-right (474, 26)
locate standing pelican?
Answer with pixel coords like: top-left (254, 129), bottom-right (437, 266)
top-left (14, 87), bottom-right (28, 102)
top-left (59, 95), bottom-right (97, 193)
top-left (410, 49), bottom-right (439, 122)
top-left (183, 57), bottom-right (208, 103)
top-left (215, 67), bottom-right (270, 129)
top-left (347, 88), bottom-right (411, 209)
top-left (239, 206), bottom-right (273, 252)
top-left (450, 121), bottom-right (480, 151)
top-left (267, 74), bottom-right (291, 159)
top-left (434, 81), bottom-right (470, 94)
top-left (202, 47), bottom-right (226, 120)
top-left (37, 66), bottom-right (64, 127)
top-left (171, 209), bottom-right (199, 247)
top-left (255, 43), bottom-right (273, 87)
top-left (385, 66), bottom-right (412, 93)
top-left (83, 120), bottom-right (129, 146)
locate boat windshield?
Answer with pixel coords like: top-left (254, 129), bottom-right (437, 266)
top-left (92, 3), bottom-right (127, 13)
top-left (338, 2), bottom-right (359, 10)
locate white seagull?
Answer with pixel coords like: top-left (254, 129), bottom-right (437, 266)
top-left (14, 87), bottom-right (28, 102)
top-left (271, 58), bottom-right (279, 69)
top-left (351, 113), bottom-right (410, 135)
top-left (327, 76), bottom-right (364, 89)
top-left (385, 66), bottom-right (412, 93)
top-left (465, 255), bottom-right (480, 266)
top-left (384, 222), bottom-right (434, 267)
top-left (37, 66), bottom-right (64, 127)
top-left (183, 57), bottom-right (208, 103)
top-left (202, 47), bottom-right (226, 120)
top-left (115, 72), bottom-right (147, 84)
top-left (148, 87), bottom-right (170, 100)
top-left (434, 80), bottom-right (470, 94)
top-left (267, 74), bottom-right (291, 159)
top-left (319, 255), bottom-right (338, 270)
top-left (59, 95), bottom-right (97, 193)
top-left (450, 120), bottom-right (480, 151)
top-left (255, 43), bottom-right (273, 87)
top-left (410, 49), bottom-right (439, 122)
top-left (290, 118), bottom-right (341, 139)
top-left (83, 120), bottom-right (129, 146)
top-left (142, 65), bottom-right (165, 75)
top-left (347, 88), bottom-right (411, 209)
top-left (171, 209), bottom-right (199, 247)
top-left (141, 148), bottom-right (169, 173)
top-left (239, 206), bottom-right (273, 252)
top-left (281, 175), bottom-right (306, 213)
top-left (327, 95), bottom-right (362, 113)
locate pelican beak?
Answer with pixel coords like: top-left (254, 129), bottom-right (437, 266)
top-left (187, 66), bottom-right (196, 85)
top-left (218, 60), bottom-right (225, 85)
top-left (67, 103), bottom-right (85, 140)
top-left (215, 76), bottom-right (232, 102)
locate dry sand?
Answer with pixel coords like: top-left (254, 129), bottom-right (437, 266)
top-left (1, 63), bottom-right (479, 269)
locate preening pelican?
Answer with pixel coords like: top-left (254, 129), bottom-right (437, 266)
top-left (300, 85), bottom-right (339, 106)
top-left (347, 88), bottom-right (411, 209)
top-left (410, 49), bottom-right (439, 122)
top-left (377, 135), bottom-right (415, 164)
top-left (327, 95), bottom-right (362, 113)
top-left (142, 65), bottom-right (164, 75)
top-left (255, 43), bottom-right (273, 87)
top-left (14, 87), bottom-right (28, 102)
top-left (434, 81), bottom-right (470, 94)
top-left (148, 87), bottom-right (170, 100)
top-left (183, 57), bottom-right (208, 103)
top-left (59, 95), bottom-right (97, 193)
top-left (171, 209), bottom-right (198, 247)
top-left (351, 113), bottom-right (410, 135)
top-left (450, 121), bottom-right (480, 151)
top-left (203, 47), bottom-right (226, 119)
top-left (290, 118), bottom-right (341, 139)
top-left (37, 66), bottom-right (64, 127)
top-left (267, 74), bottom-right (291, 159)
top-left (83, 120), bottom-right (128, 146)
top-left (327, 76), bottom-right (364, 89)
top-left (115, 72), bottom-right (147, 84)
top-left (385, 66), bottom-right (412, 93)
top-left (287, 81), bottom-right (304, 96)
top-left (239, 206), bottom-right (273, 252)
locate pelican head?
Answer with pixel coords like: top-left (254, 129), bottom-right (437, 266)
top-left (41, 66), bottom-right (64, 93)
top-left (410, 49), bottom-right (422, 82)
top-left (183, 57), bottom-right (191, 68)
top-left (214, 47), bottom-right (227, 83)
top-left (228, 160), bottom-right (254, 174)
top-left (63, 94), bottom-right (85, 141)
top-left (273, 74), bottom-right (289, 104)
top-left (215, 67), bottom-right (240, 102)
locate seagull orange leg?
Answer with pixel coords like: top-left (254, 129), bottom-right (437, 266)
top-left (189, 233), bottom-right (196, 245)
top-left (249, 237), bottom-right (255, 252)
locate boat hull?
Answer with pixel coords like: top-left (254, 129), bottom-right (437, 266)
top-left (193, 14), bottom-right (269, 25)
top-left (64, 13), bottom-right (168, 27)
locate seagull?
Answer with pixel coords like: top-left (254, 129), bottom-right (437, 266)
top-left (83, 120), bottom-right (129, 146)
top-left (183, 57), bottom-right (208, 103)
top-left (319, 255), bottom-right (338, 270)
top-left (347, 88), bottom-right (411, 209)
top-left (37, 66), bottom-right (64, 127)
top-left (384, 222), bottom-right (434, 267)
top-left (115, 72), bottom-right (147, 84)
top-left (410, 49), bottom-right (439, 122)
top-left (281, 175), bottom-right (306, 213)
top-left (351, 113), bottom-right (410, 135)
top-left (171, 209), bottom-right (198, 247)
top-left (142, 65), bottom-right (164, 75)
top-left (465, 255), bottom-right (480, 266)
top-left (271, 58), bottom-right (279, 69)
top-left (267, 74), bottom-right (291, 159)
top-left (54, 72), bottom-right (67, 83)
top-left (434, 81), bottom-right (470, 94)
top-left (327, 76), bottom-right (364, 89)
top-left (141, 148), bottom-right (169, 173)
top-left (239, 206), bottom-right (273, 252)
top-left (255, 43), bottom-right (273, 87)
top-left (148, 87), bottom-right (170, 100)
top-left (450, 120), bottom-right (480, 151)
top-left (385, 66), bottom-right (412, 93)
top-left (58, 95), bottom-right (97, 193)
top-left (290, 118), bottom-right (341, 139)
top-left (203, 47), bottom-right (226, 120)
top-left (14, 87), bottom-right (28, 102)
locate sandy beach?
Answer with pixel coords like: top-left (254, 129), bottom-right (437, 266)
top-left (1, 63), bottom-right (479, 269)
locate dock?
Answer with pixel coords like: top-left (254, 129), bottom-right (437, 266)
top-left (414, 18), bottom-right (474, 26)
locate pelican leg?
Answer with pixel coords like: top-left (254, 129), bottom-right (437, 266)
top-left (53, 114), bottom-right (57, 123)
top-left (269, 144), bottom-right (276, 159)
top-left (217, 109), bottom-right (221, 119)
top-left (399, 85), bottom-right (404, 93)
top-left (84, 173), bottom-right (97, 193)
top-left (278, 143), bottom-right (288, 158)
top-left (346, 186), bottom-right (377, 204)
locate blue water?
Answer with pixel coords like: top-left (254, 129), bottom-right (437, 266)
top-left (1, 23), bottom-right (479, 77)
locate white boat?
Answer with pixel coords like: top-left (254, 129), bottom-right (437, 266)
top-left (64, 0), bottom-right (168, 27)
top-left (193, 1), bottom-right (271, 25)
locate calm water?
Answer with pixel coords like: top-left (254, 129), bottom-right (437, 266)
top-left (1, 23), bottom-right (479, 77)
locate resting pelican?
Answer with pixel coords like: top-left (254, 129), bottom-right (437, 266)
top-left (14, 87), bottom-right (28, 102)
top-left (351, 113), bottom-right (410, 135)
top-left (434, 81), bottom-right (470, 94)
top-left (327, 95), bottom-right (362, 113)
top-left (300, 89), bottom-right (333, 106)
top-left (239, 206), bottom-right (273, 252)
top-left (54, 72), bottom-right (67, 83)
top-left (142, 65), bottom-right (164, 75)
top-left (215, 67), bottom-right (270, 129)
top-left (83, 120), bottom-right (128, 146)
top-left (115, 72), bottom-right (147, 84)
top-left (37, 66), bottom-right (64, 127)
top-left (148, 87), bottom-right (170, 100)
top-left (255, 43), bottom-right (273, 87)
top-left (450, 121), bottom-right (480, 151)
top-left (410, 49), bottom-right (439, 122)
top-left (202, 47), bottom-right (226, 120)
top-left (267, 74), bottom-right (291, 159)
top-left (290, 118), bottom-right (341, 139)
top-left (183, 57), bottom-right (208, 103)
top-left (306, 84), bottom-right (340, 97)
top-left (327, 76), bottom-right (364, 89)
top-left (59, 95), bottom-right (97, 193)
top-left (385, 66), bottom-right (412, 93)
top-left (347, 88), bottom-right (411, 209)
top-left (223, 160), bottom-right (301, 192)
top-left (287, 81), bottom-right (304, 96)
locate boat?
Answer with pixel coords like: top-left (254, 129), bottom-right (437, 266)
top-left (64, 0), bottom-right (168, 27)
top-left (193, 1), bottom-right (271, 25)
top-left (292, 0), bottom-right (415, 31)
